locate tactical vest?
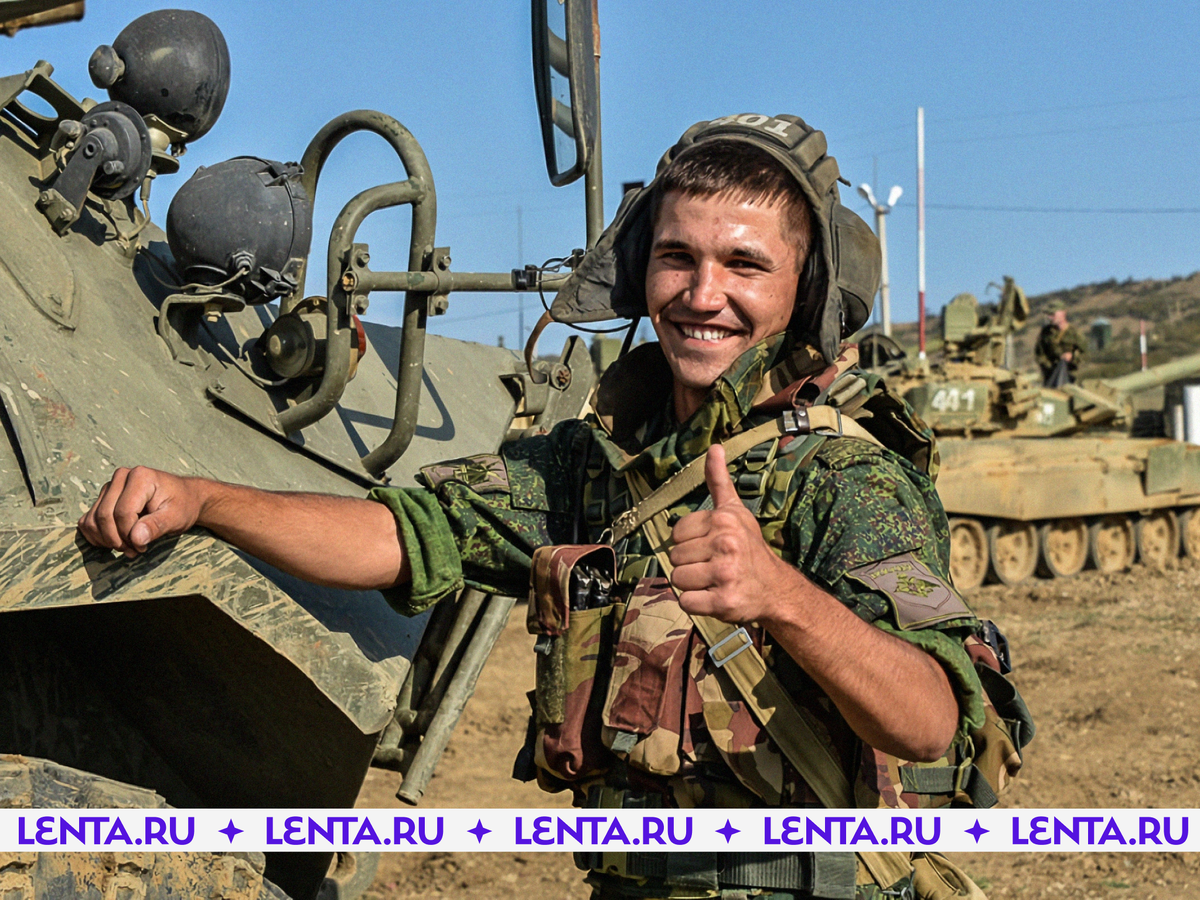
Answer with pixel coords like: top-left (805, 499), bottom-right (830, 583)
top-left (520, 344), bottom-right (1032, 816)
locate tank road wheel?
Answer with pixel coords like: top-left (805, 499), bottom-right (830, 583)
top-left (986, 520), bottom-right (1038, 586)
top-left (1181, 508), bottom-right (1200, 558)
top-left (948, 518), bottom-right (989, 590)
top-left (1089, 515), bottom-right (1136, 573)
top-left (1136, 510), bottom-right (1179, 569)
top-left (1036, 518), bottom-right (1089, 578)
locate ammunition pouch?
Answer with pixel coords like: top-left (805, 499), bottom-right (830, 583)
top-left (528, 545), bottom-right (624, 784)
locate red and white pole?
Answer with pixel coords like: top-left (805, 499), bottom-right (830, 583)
top-left (917, 106), bottom-right (926, 359)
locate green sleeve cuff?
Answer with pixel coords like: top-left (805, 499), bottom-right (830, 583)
top-left (873, 620), bottom-right (987, 745)
top-left (367, 487), bottom-right (464, 616)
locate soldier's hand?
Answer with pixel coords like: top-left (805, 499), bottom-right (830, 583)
top-left (78, 467), bottom-right (204, 558)
top-left (668, 444), bottom-right (797, 623)
top-left (1062, 351), bottom-right (1073, 362)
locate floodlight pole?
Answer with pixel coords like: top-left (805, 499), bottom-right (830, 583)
top-left (877, 207), bottom-right (893, 338)
top-left (857, 183), bottom-right (902, 337)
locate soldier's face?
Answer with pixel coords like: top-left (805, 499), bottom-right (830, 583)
top-left (646, 191), bottom-right (803, 418)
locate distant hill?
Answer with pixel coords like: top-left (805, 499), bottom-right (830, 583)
top-left (883, 271), bottom-right (1200, 380)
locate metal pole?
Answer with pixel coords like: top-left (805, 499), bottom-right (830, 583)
top-left (396, 593), bottom-right (517, 805)
top-left (583, 0), bottom-right (604, 248)
top-left (917, 106), bottom-right (926, 359)
top-left (517, 205), bottom-right (525, 347)
top-left (876, 207), bottom-right (892, 337)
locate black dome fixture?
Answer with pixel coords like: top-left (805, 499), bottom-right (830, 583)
top-left (89, 9), bottom-right (231, 172)
top-left (166, 157), bottom-right (313, 305)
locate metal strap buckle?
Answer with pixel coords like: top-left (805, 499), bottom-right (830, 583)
top-left (708, 626), bottom-right (752, 668)
top-left (828, 407), bottom-right (844, 436)
top-left (781, 408), bottom-right (810, 435)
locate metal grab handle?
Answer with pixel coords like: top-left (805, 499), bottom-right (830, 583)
top-left (276, 111), bottom-right (437, 460)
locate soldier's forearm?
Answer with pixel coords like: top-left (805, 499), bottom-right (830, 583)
top-left (197, 480), bottom-right (410, 591)
top-left (757, 569), bottom-right (958, 762)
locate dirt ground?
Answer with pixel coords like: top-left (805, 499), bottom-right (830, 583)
top-left (356, 559), bottom-right (1200, 899)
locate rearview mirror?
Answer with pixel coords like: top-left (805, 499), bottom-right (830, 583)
top-left (531, 0), bottom-right (598, 187)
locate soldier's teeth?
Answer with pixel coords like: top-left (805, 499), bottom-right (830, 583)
top-left (680, 325), bottom-right (730, 342)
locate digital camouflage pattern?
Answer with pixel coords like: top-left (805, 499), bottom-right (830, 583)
top-left (371, 333), bottom-right (1028, 898)
top-left (372, 334), bottom-right (993, 808)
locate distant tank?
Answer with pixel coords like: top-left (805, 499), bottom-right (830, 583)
top-left (862, 278), bottom-right (1200, 589)
top-left (0, 6), bottom-right (600, 899)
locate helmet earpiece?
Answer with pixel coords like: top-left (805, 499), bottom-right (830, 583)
top-left (551, 113), bottom-right (881, 364)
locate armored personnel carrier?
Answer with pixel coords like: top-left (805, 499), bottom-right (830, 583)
top-left (0, 3), bottom-right (602, 897)
top-left (862, 279), bottom-right (1200, 590)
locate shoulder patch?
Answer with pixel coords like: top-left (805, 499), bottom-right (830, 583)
top-left (418, 454), bottom-right (509, 493)
top-left (845, 552), bottom-right (975, 630)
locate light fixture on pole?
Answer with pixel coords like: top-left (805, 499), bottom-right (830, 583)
top-left (856, 182), bottom-right (903, 337)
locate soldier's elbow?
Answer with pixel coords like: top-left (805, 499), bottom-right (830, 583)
top-left (908, 713), bottom-right (958, 763)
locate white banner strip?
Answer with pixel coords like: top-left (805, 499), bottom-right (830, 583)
top-left (0, 809), bottom-right (1193, 853)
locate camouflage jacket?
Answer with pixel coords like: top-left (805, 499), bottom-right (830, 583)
top-left (1035, 323), bottom-right (1086, 375)
top-left (370, 333), bottom-right (990, 809)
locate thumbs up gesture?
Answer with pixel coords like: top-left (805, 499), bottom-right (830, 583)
top-left (669, 443), bottom-right (798, 624)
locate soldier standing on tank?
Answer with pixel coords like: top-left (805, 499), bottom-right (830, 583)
top-left (1035, 301), bottom-right (1086, 385)
top-left (80, 114), bottom-right (1028, 900)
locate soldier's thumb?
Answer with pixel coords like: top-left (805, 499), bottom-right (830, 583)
top-left (705, 443), bottom-right (739, 508)
top-left (129, 510), bottom-right (170, 551)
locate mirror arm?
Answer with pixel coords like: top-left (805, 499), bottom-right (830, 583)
top-left (583, 3), bottom-right (603, 248)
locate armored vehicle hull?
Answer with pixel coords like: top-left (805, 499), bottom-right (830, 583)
top-left (862, 281), bottom-right (1200, 589)
top-left (937, 436), bottom-right (1200, 588)
top-left (0, 12), bottom-right (595, 899)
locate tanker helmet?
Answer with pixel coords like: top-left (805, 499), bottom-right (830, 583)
top-left (551, 114), bottom-right (881, 363)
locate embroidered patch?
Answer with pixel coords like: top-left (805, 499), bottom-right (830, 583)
top-left (418, 454), bottom-right (509, 493)
top-left (845, 552), bottom-right (974, 629)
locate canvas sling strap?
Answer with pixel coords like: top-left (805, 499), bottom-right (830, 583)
top-left (614, 407), bottom-right (885, 809)
top-left (611, 406), bottom-right (881, 546)
top-left (617, 410), bottom-right (915, 894)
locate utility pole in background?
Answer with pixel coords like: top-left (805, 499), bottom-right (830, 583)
top-left (857, 182), bottom-right (903, 337)
top-left (916, 106), bottom-right (927, 359)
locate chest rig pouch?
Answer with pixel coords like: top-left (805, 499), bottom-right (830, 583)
top-left (526, 544), bottom-right (625, 786)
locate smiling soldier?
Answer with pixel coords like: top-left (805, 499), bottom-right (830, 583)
top-left (80, 114), bottom-right (1030, 900)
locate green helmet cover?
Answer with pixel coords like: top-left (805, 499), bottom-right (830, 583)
top-left (551, 113), bottom-right (882, 363)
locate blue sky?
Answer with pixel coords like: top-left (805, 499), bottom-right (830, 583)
top-left (9, 1), bottom-right (1200, 351)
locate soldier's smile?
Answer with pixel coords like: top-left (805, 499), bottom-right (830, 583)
top-left (675, 323), bottom-right (743, 343)
top-left (646, 191), bottom-right (803, 421)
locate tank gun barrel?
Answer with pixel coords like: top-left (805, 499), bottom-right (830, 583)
top-left (1104, 351), bottom-right (1200, 394)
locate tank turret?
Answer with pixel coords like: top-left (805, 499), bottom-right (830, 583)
top-left (861, 279), bottom-right (1200, 592)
